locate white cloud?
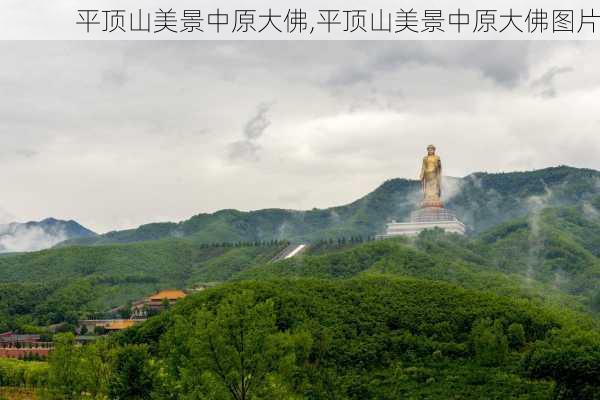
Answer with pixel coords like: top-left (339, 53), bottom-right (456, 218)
top-left (0, 224), bottom-right (67, 253)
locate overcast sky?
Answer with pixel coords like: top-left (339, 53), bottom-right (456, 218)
top-left (1, 41), bottom-right (599, 233)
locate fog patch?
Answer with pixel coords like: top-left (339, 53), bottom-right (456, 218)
top-left (276, 220), bottom-right (292, 240)
top-left (553, 268), bottom-right (570, 290)
top-left (444, 174), bottom-right (489, 230)
top-left (582, 202), bottom-right (600, 220)
top-left (442, 176), bottom-right (464, 204)
top-left (329, 210), bottom-right (341, 225)
top-left (0, 223), bottom-right (68, 253)
top-left (170, 227), bottom-right (185, 238)
top-left (406, 186), bottom-right (423, 209)
top-left (523, 183), bottom-right (554, 285)
top-left (389, 185), bottom-right (422, 226)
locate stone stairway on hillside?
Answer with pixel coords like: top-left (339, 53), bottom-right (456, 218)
top-left (269, 243), bottom-right (308, 262)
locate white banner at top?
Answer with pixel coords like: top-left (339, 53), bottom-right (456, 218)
top-left (2, 0), bottom-right (600, 40)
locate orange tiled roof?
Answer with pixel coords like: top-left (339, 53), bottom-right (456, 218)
top-left (106, 320), bottom-right (136, 330)
top-left (149, 290), bottom-right (186, 301)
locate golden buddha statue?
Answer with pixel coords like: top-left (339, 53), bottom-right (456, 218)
top-left (419, 144), bottom-right (443, 208)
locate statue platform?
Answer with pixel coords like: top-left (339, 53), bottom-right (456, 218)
top-left (376, 207), bottom-right (466, 238)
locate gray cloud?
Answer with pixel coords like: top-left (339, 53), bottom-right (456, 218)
top-left (243, 102), bottom-right (272, 140)
top-left (323, 41), bottom-right (532, 89)
top-left (324, 66), bottom-right (374, 88)
top-left (0, 41), bottom-right (599, 233)
top-left (531, 66), bottom-right (574, 98)
top-left (227, 140), bottom-right (261, 162)
top-left (228, 102), bottom-right (272, 162)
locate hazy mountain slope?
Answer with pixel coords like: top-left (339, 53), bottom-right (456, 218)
top-left (60, 166), bottom-right (600, 247)
top-left (0, 218), bottom-right (96, 253)
top-left (476, 204), bottom-right (600, 297)
top-left (237, 199), bottom-right (600, 311)
top-left (446, 166), bottom-right (600, 232)
top-left (236, 235), bottom-right (582, 312)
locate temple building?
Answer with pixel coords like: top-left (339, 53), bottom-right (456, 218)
top-left (131, 289), bottom-right (188, 318)
top-left (149, 289), bottom-right (187, 308)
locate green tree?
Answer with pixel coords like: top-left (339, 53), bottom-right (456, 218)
top-left (590, 289), bottom-right (600, 313)
top-left (524, 328), bottom-right (600, 400)
top-left (79, 340), bottom-right (113, 399)
top-left (109, 344), bottom-right (155, 400)
top-left (470, 318), bottom-right (508, 366)
top-left (47, 333), bottom-right (83, 399)
top-left (178, 290), bottom-right (300, 400)
top-left (507, 323), bottom-right (526, 350)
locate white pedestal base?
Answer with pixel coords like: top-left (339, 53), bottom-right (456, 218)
top-left (376, 207), bottom-right (466, 238)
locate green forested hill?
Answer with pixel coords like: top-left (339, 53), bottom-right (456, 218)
top-left (477, 205), bottom-right (600, 295)
top-left (2, 193), bottom-right (600, 330)
top-left (0, 240), bottom-right (287, 329)
top-left (91, 278), bottom-right (598, 399)
top-left (238, 200), bottom-right (600, 312)
top-left (61, 166), bottom-right (600, 246)
top-left (0, 239), bottom-right (284, 284)
top-left (447, 166), bottom-right (599, 232)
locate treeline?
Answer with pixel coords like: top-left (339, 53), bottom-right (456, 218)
top-left (197, 239), bottom-right (290, 248)
top-left (314, 235), bottom-right (376, 245)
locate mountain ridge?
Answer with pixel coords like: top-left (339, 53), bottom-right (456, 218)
top-left (0, 218), bottom-right (96, 253)
top-left (59, 165), bottom-right (600, 247)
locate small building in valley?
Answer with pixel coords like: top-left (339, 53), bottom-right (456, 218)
top-left (0, 332), bottom-right (51, 359)
top-left (77, 319), bottom-right (144, 334)
top-left (131, 289), bottom-right (188, 318)
top-left (149, 290), bottom-right (187, 309)
top-left (0, 332), bottom-right (41, 344)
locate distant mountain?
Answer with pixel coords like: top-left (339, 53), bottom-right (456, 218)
top-left (61, 166), bottom-right (600, 247)
top-left (0, 218), bottom-right (96, 253)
